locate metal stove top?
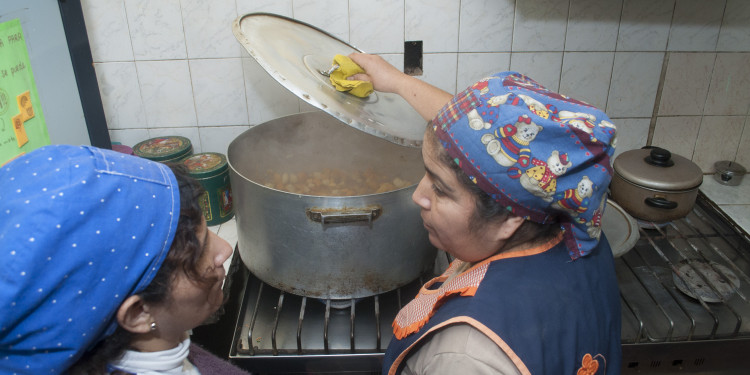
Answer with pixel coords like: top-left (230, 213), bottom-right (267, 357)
top-left (618, 194), bottom-right (750, 374)
top-left (196, 193), bottom-right (750, 374)
top-left (213, 249), bottom-right (449, 374)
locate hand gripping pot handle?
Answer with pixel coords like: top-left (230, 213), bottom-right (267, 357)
top-left (306, 206), bottom-right (382, 224)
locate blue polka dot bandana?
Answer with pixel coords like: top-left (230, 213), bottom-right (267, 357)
top-left (433, 72), bottom-right (616, 260)
top-left (0, 145), bottom-right (179, 373)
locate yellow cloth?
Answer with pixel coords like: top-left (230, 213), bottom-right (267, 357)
top-left (328, 54), bottom-right (373, 98)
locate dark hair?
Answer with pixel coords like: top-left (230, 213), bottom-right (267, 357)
top-left (425, 127), bottom-right (561, 254)
top-left (69, 163), bottom-right (208, 374)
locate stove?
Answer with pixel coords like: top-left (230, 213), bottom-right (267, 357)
top-left (193, 192), bottom-right (750, 374)
top-left (195, 246), bottom-right (450, 374)
top-left (618, 193), bottom-right (750, 374)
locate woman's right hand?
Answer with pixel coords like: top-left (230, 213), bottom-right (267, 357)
top-left (348, 52), bottom-right (453, 121)
top-left (347, 53), bottom-right (407, 94)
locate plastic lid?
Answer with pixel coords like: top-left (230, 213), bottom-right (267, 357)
top-left (613, 147), bottom-right (703, 191)
top-left (133, 136), bottom-right (192, 161)
top-left (184, 152), bottom-right (227, 178)
top-left (601, 200), bottom-right (638, 258)
top-left (232, 13), bottom-right (425, 148)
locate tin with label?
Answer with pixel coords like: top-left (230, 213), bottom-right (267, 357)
top-left (133, 136), bottom-right (193, 163)
top-left (184, 152), bottom-right (234, 226)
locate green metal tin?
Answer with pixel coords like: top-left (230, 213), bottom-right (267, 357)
top-left (184, 152), bottom-right (234, 226)
top-left (133, 136), bottom-right (193, 163)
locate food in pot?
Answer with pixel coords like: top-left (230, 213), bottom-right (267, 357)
top-left (261, 167), bottom-right (412, 196)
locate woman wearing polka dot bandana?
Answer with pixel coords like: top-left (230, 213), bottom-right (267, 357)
top-left (348, 54), bottom-right (622, 375)
top-left (0, 145), bottom-right (248, 374)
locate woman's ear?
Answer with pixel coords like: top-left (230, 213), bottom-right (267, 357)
top-left (496, 215), bottom-right (525, 241)
top-left (117, 295), bottom-right (154, 334)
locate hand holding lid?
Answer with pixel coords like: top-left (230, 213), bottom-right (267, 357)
top-left (328, 54), bottom-right (373, 98)
top-left (232, 13), bottom-right (425, 147)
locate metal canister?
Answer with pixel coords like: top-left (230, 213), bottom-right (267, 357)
top-left (133, 136), bottom-right (193, 163)
top-left (184, 152), bottom-right (234, 226)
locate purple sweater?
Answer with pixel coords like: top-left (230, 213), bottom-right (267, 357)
top-left (188, 344), bottom-right (251, 375)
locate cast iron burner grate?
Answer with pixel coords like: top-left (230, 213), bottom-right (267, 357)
top-left (618, 195), bottom-right (750, 343)
top-left (619, 193), bottom-right (750, 374)
top-left (225, 252), bottom-right (451, 374)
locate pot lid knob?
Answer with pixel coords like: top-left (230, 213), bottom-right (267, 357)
top-left (644, 147), bottom-right (674, 167)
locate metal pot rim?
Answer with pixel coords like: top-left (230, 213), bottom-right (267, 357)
top-left (613, 171), bottom-right (701, 193)
top-left (226, 165), bottom-right (419, 198)
top-left (613, 148), bottom-right (703, 191)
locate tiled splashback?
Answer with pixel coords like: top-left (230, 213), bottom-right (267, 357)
top-left (81, 0), bottom-right (750, 172)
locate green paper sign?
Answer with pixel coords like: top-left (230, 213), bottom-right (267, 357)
top-left (0, 18), bottom-right (50, 166)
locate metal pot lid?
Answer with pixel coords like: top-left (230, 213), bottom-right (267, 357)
top-left (232, 13), bottom-right (425, 147)
top-left (613, 147), bottom-right (703, 191)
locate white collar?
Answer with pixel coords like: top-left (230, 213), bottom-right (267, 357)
top-left (109, 337), bottom-right (198, 375)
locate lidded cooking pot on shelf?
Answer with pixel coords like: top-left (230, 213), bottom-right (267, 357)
top-left (714, 160), bottom-right (746, 186)
top-left (610, 146), bottom-right (703, 223)
top-left (229, 13), bottom-right (435, 299)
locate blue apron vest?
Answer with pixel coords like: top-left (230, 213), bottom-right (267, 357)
top-left (383, 236), bottom-right (621, 374)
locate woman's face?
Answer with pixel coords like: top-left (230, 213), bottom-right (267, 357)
top-left (151, 218), bottom-right (233, 340)
top-left (412, 135), bottom-right (516, 263)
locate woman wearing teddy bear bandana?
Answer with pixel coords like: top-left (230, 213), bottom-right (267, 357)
top-left (348, 53), bottom-right (622, 375)
top-left (0, 145), bottom-right (250, 375)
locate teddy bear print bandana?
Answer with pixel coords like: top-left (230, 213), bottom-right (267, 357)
top-left (0, 145), bottom-right (179, 373)
top-left (432, 72), bottom-right (617, 259)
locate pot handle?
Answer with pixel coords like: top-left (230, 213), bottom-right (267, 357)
top-left (644, 197), bottom-right (678, 210)
top-left (306, 206), bottom-right (382, 224)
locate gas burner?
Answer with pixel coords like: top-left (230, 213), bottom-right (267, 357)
top-left (636, 219), bottom-right (670, 229)
top-left (672, 259), bottom-right (741, 303)
top-left (315, 298), bottom-right (361, 309)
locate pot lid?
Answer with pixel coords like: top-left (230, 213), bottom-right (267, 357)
top-left (232, 13), bottom-right (425, 148)
top-left (601, 199), bottom-right (638, 258)
top-left (613, 147), bottom-right (703, 191)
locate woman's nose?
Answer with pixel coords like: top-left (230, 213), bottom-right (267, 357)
top-left (411, 175), bottom-right (431, 209)
top-left (212, 233), bottom-right (233, 267)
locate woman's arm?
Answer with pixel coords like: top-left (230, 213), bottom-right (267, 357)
top-left (402, 324), bottom-right (522, 375)
top-left (347, 53), bottom-right (453, 122)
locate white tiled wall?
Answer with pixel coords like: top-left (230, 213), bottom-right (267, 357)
top-left (81, 0), bottom-right (750, 172)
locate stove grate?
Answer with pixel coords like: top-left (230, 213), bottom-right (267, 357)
top-left (618, 195), bottom-right (750, 344)
top-left (233, 269), bottom-right (433, 358)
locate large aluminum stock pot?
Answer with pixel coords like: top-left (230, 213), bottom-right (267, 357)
top-left (227, 111), bottom-right (436, 299)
